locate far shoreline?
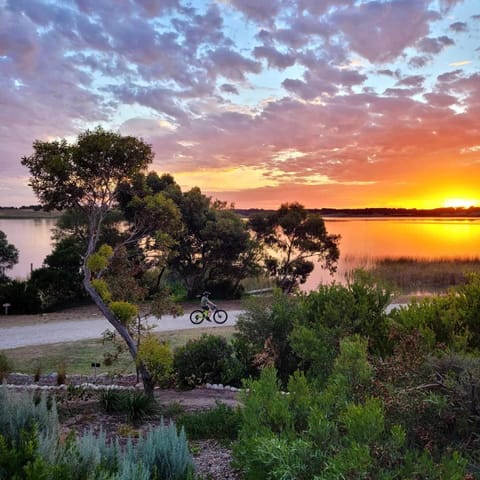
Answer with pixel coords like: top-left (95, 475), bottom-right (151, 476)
top-left (0, 208), bottom-right (62, 219)
top-left (2, 205), bottom-right (480, 220)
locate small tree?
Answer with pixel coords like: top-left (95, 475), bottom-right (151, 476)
top-left (249, 202), bottom-right (340, 293)
top-left (0, 230), bottom-right (19, 281)
top-left (22, 127), bottom-right (180, 395)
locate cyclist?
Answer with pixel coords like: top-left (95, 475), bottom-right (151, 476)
top-left (200, 291), bottom-right (216, 321)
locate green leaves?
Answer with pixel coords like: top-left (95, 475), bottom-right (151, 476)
top-left (109, 301), bottom-right (138, 325)
top-left (22, 126), bottom-right (153, 211)
top-left (249, 202), bottom-right (340, 293)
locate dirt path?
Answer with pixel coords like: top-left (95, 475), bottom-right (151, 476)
top-left (0, 302), bottom-right (244, 350)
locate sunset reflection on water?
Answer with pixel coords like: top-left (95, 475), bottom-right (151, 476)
top-left (2, 216), bottom-right (480, 293)
top-left (305, 217), bottom-right (480, 290)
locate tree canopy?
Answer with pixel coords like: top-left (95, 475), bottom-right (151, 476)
top-left (249, 202), bottom-right (340, 293)
top-left (0, 230), bottom-right (19, 281)
top-left (117, 172), bottom-right (260, 298)
top-left (22, 127), bottom-right (177, 394)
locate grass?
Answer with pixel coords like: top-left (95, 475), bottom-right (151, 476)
top-left (5, 326), bottom-right (236, 375)
top-left (367, 256), bottom-right (480, 293)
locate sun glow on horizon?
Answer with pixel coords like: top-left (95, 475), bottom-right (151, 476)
top-left (443, 198), bottom-right (479, 208)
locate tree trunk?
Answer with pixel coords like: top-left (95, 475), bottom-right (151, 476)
top-left (83, 275), bottom-right (155, 396)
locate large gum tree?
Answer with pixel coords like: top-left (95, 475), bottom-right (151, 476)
top-left (249, 202), bottom-right (340, 294)
top-left (21, 127), bottom-right (180, 395)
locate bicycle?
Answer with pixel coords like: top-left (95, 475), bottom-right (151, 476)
top-left (189, 306), bottom-right (228, 325)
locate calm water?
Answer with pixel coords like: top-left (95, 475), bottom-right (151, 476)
top-left (307, 217), bottom-right (480, 290)
top-left (1, 217), bottom-right (480, 286)
top-left (0, 218), bottom-right (58, 279)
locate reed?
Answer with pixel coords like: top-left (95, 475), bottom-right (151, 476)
top-left (365, 256), bottom-right (480, 293)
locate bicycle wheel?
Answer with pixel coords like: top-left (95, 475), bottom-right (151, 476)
top-left (213, 309), bottom-right (228, 324)
top-left (190, 310), bottom-right (205, 324)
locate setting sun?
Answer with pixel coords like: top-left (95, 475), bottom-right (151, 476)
top-left (443, 198), bottom-right (479, 208)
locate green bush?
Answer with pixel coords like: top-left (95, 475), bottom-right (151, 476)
top-left (98, 389), bottom-right (157, 423)
top-left (233, 338), bottom-right (469, 480)
top-left (176, 402), bottom-right (242, 440)
top-left (0, 387), bottom-right (194, 479)
top-left (91, 278), bottom-right (112, 303)
top-left (234, 291), bottom-right (301, 386)
top-left (86, 244), bottom-right (113, 273)
top-left (0, 280), bottom-right (42, 314)
top-left (137, 335), bottom-right (173, 388)
top-left (290, 273), bottom-right (392, 385)
top-left (173, 334), bottom-right (243, 389)
top-left (391, 273), bottom-right (480, 353)
top-left (0, 352), bottom-right (12, 383)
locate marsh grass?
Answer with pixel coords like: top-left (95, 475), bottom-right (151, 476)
top-left (241, 275), bottom-right (276, 292)
top-left (4, 326), bottom-right (235, 376)
top-left (366, 256), bottom-right (480, 293)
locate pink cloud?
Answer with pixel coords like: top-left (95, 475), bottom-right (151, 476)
top-left (333, 0), bottom-right (437, 63)
top-left (1, 0), bottom-right (478, 209)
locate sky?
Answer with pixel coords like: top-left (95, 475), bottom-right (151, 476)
top-left (1, 0), bottom-right (479, 209)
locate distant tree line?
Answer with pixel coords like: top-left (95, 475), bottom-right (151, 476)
top-left (236, 206), bottom-right (480, 218)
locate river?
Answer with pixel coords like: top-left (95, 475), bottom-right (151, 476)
top-left (1, 217), bottom-right (480, 287)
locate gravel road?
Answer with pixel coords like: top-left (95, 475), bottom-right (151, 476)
top-left (0, 310), bottom-right (243, 350)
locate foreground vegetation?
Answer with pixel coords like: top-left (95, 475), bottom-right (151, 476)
top-left (2, 126), bottom-right (480, 477)
top-left (3, 273), bottom-right (480, 478)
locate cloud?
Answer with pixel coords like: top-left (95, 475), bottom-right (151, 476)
top-left (450, 21), bottom-right (468, 32)
top-left (220, 83), bottom-right (239, 94)
top-left (1, 0), bottom-right (478, 209)
top-left (396, 75), bottom-right (425, 87)
top-left (226, 0), bottom-right (284, 24)
top-left (208, 47), bottom-right (262, 81)
top-left (332, 0), bottom-right (438, 63)
top-left (253, 46), bottom-right (296, 69)
top-left (417, 35), bottom-right (455, 54)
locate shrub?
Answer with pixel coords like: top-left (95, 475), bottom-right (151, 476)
top-left (33, 361), bottom-right (42, 382)
top-left (86, 244), bottom-right (113, 273)
top-left (0, 387), bottom-right (194, 479)
top-left (391, 273), bottom-right (480, 354)
top-left (99, 389), bottom-right (157, 423)
top-left (0, 387), bottom-right (59, 437)
top-left (0, 352), bottom-right (12, 383)
top-left (57, 361), bottom-right (67, 385)
top-left (173, 334), bottom-right (242, 389)
top-left (233, 338), bottom-right (469, 480)
top-left (98, 388), bottom-right (124, 413)
top-left (126, 421), bottom-right (194, 480)
top-left (290, 273), bottom-right (392, 385)
top-left (0, 279), bottom-right (42, 314)
top-left (137, 335), bottom-right (173, 388)
top-left (121, 391), bottom-right (158, 423)
top-left (234, 290), bottom-right (301, 386)
top-left (176, 402), bottom-right (242, 440)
